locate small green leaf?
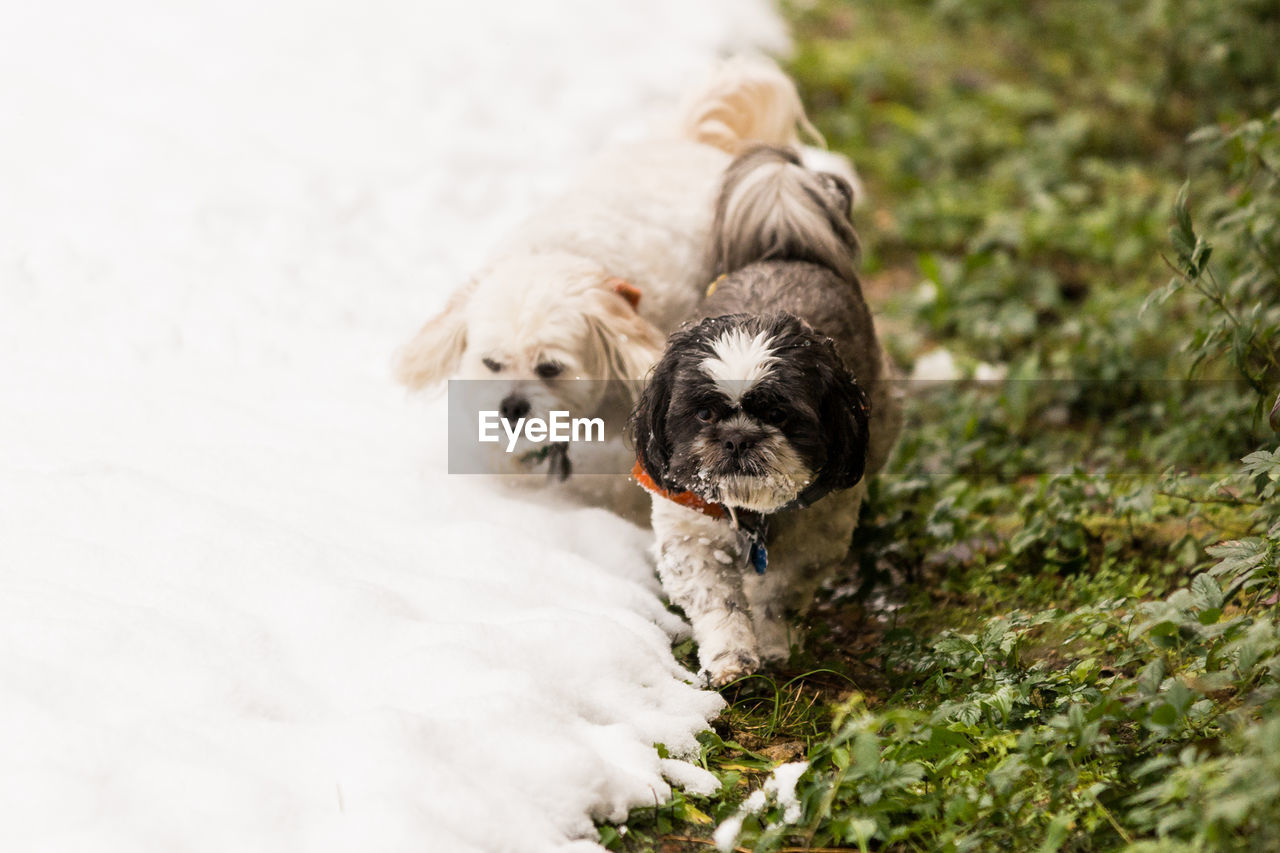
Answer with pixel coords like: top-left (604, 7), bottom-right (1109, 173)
top-left (673, 800), bottom-right (712, 825)
top-left (1036, 811), bottom-right (1074, 853)
top-left (1150, 703), bottom-right (1178, 726)
top-left (845, 817), bottom-right (878, 851)
top-left (597, 825), bottom-right (621, 849)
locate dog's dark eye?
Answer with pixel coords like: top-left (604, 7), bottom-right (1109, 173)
top-left (763, 407), bottom-right (787, 425)
top-left (535, 361), bottom-right (564, 380)
top-left (696, 407), bottom-right (716, 423)
top-left (482, 357), bottom-right (502, 373)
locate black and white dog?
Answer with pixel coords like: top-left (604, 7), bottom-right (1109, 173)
top-left (630, 146), bottom-right (901, 686)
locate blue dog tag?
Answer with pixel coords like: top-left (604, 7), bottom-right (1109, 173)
top-left (749, 539), bottom-right (768, 574)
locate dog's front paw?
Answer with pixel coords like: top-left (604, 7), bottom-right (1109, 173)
top-left (703, 648), bottom-right (761, 688)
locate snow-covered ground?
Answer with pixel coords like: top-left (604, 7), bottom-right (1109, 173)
top-left (0, 2), bottom-right (787, 850)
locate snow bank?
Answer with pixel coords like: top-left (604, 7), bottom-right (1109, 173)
top-left (0, 1), bottom-right (786, 849)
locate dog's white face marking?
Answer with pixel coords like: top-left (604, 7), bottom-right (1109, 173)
top-left (700, 328), bottom-right (778, 401)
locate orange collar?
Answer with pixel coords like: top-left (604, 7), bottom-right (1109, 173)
top-left (631, 460), bottom-right (725, 520)
top-left (633, 460), bottom-right (772, 575)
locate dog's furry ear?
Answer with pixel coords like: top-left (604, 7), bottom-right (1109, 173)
top-left (799, 339), bottom-right (870, 505)
top-left (606, 277), bottom-right (643, 311)
top-left (394, 279), bottom-right (477, 391)
top-left (628, 337), bottom-right (685, 489)
top-left (583, 282), bottom-right (665, 392)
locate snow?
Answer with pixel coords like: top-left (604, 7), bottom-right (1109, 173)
top-left (713, 811), bottom-right (749, 850)
top-left (911, 348), bottom-right (962, 381)
top-left (0, 1), bottom-right (788, 850)
top-left (764, 760), bottom-right (809, 824)
top-left (657, 759), bottom-right (721, 797)
top-left (911, 347), bottom-right (1006, 382)
top-left (712, 761), bottom-right (809, 850)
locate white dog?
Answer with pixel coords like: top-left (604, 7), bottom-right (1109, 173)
top-left (395, 58), bottom-right (854, 521)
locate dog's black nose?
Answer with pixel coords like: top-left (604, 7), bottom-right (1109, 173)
top-left (721, 430), bottom-right (755, 457)
top-left (499, 394), bottom-right (531, 422)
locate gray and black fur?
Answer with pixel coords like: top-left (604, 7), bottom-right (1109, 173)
top-left (633, 311), bottom-right (870, 510)
top-left (709, 145), bottom-right (860, 282)
top-left (630, 144), bottom-right (902, 686)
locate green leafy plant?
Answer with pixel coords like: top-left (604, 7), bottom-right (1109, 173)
top-left (605, 2), bottom-right (1280, 849)
top-left (1151, 111), bottom-right (1280, 413)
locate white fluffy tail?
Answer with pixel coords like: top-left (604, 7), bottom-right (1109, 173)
top-left (678, 57), bottom-right (823, 154)
top-left (711, 145), bottom-right (861, 283)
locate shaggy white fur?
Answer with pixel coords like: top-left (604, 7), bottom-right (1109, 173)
top-left (394, 59), bottom-right (850, 520)
top-left (701, 327), bottom-right (779, 397)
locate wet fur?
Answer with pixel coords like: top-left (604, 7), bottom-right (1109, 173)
top-left (631, 146), bottom-right (902, 684)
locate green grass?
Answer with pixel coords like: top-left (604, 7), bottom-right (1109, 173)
top-left (600, 2), bottom-right (1280, 850)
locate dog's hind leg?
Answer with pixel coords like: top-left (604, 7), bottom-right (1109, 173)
top-left (742, 570), bottom-right (795, 663)
top-left (753, 485), bottom-right (866, 659)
